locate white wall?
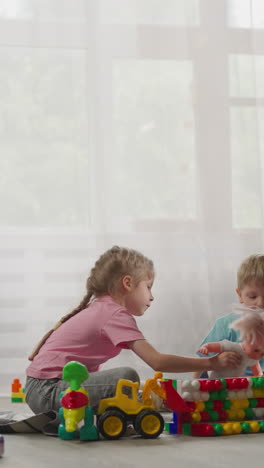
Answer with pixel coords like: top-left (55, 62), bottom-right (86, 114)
top-left (1, 0), bottom-right (264, 395)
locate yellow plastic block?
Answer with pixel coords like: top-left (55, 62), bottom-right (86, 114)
top-left (11, 391), bottom-right (26, 402)
top-left (253, 389), bottom-right (264, 398)
top-left (195, 401), bottom-right (205, 412)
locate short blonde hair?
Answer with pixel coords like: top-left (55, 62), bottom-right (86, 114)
top-left (237, 254), bottom-right (264, 290)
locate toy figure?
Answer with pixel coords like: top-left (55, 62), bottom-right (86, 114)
top-left (198, 313), bottom-right (264, 378)
top-left (58, 361), bottom-right (99, 441)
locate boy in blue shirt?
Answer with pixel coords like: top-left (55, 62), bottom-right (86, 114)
top-left (195, 254), bottom-right (264, 378)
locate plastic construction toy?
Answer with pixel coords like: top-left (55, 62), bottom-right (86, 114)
top-left (11, 378), bottom-right (26, 402)
top-left (58, 361), bottom-right (99, 441)
top-left (162, 376), bottom-right (264, 437)
top-left (97, 371), bottom-right (164, 439)
top-left (96, 371), bottom-right (181, 440)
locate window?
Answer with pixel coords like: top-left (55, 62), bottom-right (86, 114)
top-left (229, 54), bottom-right (264, 228)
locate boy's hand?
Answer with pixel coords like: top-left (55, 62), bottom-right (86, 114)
top-left (209, 351), bottom-right (242, 370)
top-left (198, 345), bottom-right (209, 355)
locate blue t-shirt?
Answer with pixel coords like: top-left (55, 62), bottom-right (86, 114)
top-left (197, 312), bottom-right (264, 376)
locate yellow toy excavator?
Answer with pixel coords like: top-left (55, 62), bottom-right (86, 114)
top-left (97, 372), bottom-right (166, 439)
top-left (58, 362), bottom-right (190, 441)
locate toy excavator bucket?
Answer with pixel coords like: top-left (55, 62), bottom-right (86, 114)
top-left (142, 375), bottom-right (166, 403)
top-left (160, 380), bottom-right (191, 413)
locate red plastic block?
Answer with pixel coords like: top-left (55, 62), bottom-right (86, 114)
top-left (161, 380), bottom-right (191, 412)
top-left (191, 423), bottom-right (214, 436)
top-left (199, 379), bottom-right (222, 392)
top-left (185, 401), bottom-right (196, 411)
top-left (213, 400), bottom-right (223, 411)
top-left (256, 398), bottom-right (264, 407)
top-left (200, 411), bottom-right (210, 422)
top-left (226, 378), bottom-right (249, 390)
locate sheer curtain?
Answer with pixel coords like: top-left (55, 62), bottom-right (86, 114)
top-left (1, 0), bottom-right (264, 395)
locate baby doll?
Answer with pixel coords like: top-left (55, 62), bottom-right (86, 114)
top-left (198, 313), bottom-right (264, 378)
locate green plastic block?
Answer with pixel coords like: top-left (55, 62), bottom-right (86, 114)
top-left (213, 423), bottom-right (223, 435)
top-left (220, 379), bottom-right (227, 389)
top-left (248, 398), bottom-right (258, 408)
top-left (172, 380), bottom-right (177, 390)
top-left (244, 408), bottom-right (254, 419)
top-left (251, 377), bottom-right (258, 388)
top-left (204, 401), bottom-right (214, 410)
top-left (208, 410), bottom-right (219, 422)
top-left (223, 400), bottom-right (231, 410)
top-left (209, 391), bottom-right (219, 400)
top-left (164, 422), bottom-right (170, 433)
top-left (182, 424), bottom-right (191, 435)
top-left (256, 377), bottom-right (264, 388)
top-left (241, 422), bottom-right (250, 433)
top-left (218, 390), bottom-right (228, 400)
top-left (258, 421), bottom-right (264, 432)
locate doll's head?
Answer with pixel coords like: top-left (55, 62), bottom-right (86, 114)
top-left (242, 338), bottom-right (264, 360)
top-left (230, 313), bottom-right (264, 360)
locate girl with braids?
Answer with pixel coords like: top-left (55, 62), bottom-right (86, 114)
top-left (25, 246), bottom-right (241, 416)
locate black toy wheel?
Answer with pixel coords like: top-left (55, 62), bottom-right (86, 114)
top-left (97, 410), bottom-right (127, 440)
top-left (135, 410), bottom-right (164, 438)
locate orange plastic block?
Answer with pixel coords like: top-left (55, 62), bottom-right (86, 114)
top-left (12, 378), bottom-right (22, 393)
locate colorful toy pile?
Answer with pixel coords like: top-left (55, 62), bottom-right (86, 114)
top-left (11, 378), bottom-right (26, 403)
top-left (163, 376), bottom-right (264, 436)
top-left (58, 362), bottom-right (185, 441)
top-left (10, 368), bottom-right (264, 438)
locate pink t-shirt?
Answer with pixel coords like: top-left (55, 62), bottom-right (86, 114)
top-left (26, 295), bottom-right (145, 379)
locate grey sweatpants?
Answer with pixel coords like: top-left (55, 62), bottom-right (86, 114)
top-left (25, 366), bottom-right (140, 415)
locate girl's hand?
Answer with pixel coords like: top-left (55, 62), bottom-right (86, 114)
top-left (209, 351), bottom-right (241, 370)
top-left (198, 345), bottom-right (209, 355)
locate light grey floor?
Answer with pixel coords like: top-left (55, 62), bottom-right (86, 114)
top-left (1, 398), bottom-right (264, 467)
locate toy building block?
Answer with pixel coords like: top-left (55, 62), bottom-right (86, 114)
top-left (11, 378), bottom-right (26, 402)
top-left (164, 412), bottom-right (178, 434)
top-left (161, 380), bottom-right (191, 412)
top-left (58, 361), bottom-right (99, 441)
top-left (163, 376), bottom-right (264, 437)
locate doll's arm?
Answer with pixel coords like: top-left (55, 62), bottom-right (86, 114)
top-left (198, 343), bottom-right (222, 355)
top-left (250, 363), bottom-right (263, 376)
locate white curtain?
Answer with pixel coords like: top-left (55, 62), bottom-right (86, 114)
top-left (1, 0), bottom-right (264, 395)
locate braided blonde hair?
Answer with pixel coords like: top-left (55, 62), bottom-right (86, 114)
top-left (28, 246), bottom-right (154, 360)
